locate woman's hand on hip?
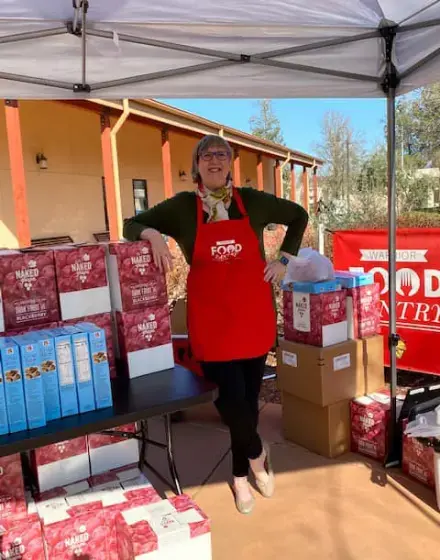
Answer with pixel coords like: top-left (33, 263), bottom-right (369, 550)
top-left (140, 228), bottom-right (173, 273)
top-left (264, 260), bottom-right (286, 284)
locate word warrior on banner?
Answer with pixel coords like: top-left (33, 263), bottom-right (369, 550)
top-left (333, 228), bottom-right (440, 376)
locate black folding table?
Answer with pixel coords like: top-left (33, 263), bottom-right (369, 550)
top-left (0, 366), bottom-right (218, 495)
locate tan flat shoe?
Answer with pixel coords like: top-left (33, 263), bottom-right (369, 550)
top-left (255, 441), bottom-right (275, 498)
top-left (232, 482), bottom-right (255, 515)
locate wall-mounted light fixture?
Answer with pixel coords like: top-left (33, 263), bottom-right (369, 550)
top-left (179, 170), bottom-right (187, 181)
top-left (36, 153), bottom-right (48, 170)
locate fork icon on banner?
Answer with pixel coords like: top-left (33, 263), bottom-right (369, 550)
top-left (396, 268), bottom-right (420, 297)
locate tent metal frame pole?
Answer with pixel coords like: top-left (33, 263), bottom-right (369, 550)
top-left (0, 28), bottom-right (67, 45)
top-left (0, 71), bottom-right (73, 90)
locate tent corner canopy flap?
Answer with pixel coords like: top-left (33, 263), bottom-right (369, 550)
top-left (0, 1), bottom-right (439, 98)
top-left (1, 0), bottom-right (440, 466)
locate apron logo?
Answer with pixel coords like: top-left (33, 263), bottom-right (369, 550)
top-left (211, 240), bottom-right (243, 261)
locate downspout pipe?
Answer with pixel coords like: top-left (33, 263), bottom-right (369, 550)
top-left (109, 98), bottom-right (130, 240)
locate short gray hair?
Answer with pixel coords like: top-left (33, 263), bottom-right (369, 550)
top-left (191, 135), bottom-right (232, 183)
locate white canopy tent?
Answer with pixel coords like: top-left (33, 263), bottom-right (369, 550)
top-left (2, 0), bottom-right (440, 464)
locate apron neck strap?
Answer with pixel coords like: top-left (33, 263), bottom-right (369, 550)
top-left (196, 187), bottom-right (247, 226)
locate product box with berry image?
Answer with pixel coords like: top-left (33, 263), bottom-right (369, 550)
top-left (402, 418), bottom-right (435, 488)
top-left (350, 390), bottom-right (406, 462)
top-left (0, 516), bottom-right (45, 559)
top-left (283, 281), bottom-right (347, 347)
top-left (0, 337), bottom-right (27, 433)
top-left (0, 249), bottom-right (60, 331)
top-left (13, 334), bottom-right (47, 429)
top-left (31, 437), bottom-right (90, 493)
top-left (348, 285), bottom-right (380, 340)
top-left (60, 326), bottom-right (96, 414)
top-left (87, 424), bottom-right (139, 476)
top-left (115, 306), bottom-right (174, 379)
top-left (44, 328), bottom-right (79, 418)
top-left (106, 241), bottom-right (168, 312)
top-left (75, 323), bottom-right (112, 410)
top-left (27, 330), bottom-right (61, 421)
top-left (65, 312), bottom-right (116, 378)
top-left (0, 454), bottom-right (27, 521)
top-left (53, 244), bottom-right (112, 321)
top-left (116, 495), bottom-right (212, 560)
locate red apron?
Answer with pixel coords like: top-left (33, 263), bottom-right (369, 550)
top-left (187, 188), bottom-right (276, 362)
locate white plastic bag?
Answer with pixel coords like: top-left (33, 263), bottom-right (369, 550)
top-left (283, 248), bottom-right (335, 284)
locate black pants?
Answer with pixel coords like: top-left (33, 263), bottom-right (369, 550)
top-left (201, 355), bottom-right (266, 477)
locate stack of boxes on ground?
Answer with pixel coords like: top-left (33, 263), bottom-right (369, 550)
top-left (0, 453), bottom-right (211, 559)
top-left (278, 271), bottom-right (385, 458)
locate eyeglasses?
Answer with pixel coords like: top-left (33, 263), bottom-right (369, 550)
top-left (199, 151), bottom-right (230, 162)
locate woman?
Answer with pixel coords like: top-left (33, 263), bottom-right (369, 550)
top-left (123, 135), bottom-right (308, 514)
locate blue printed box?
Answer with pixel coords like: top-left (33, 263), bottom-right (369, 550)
top-left (0, 338), bottom-right (27, 433)
top-left (29, 331), bottom-right (61, 422)
top-left (76, 322), bottom-right (113, 410)
top-left (13, 334), bottom-right (47, 429)
top-left (0, 357), bottom-right (10, 435)
top-left (61, 326), bottom-right (96, 414)
top-left (281, 279), bottom-right (342, 294)
top-left (44, 328), bottom-right (79, 417)
top-left (334, 271), bottom-right (374, 288)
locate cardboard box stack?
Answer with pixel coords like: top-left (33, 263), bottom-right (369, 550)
top-left (279, 276), bottom-right (384, 458)
top-left (88, 423), bottom-right (140, 476)
top-left (106, 241), bottom-right (174, 378)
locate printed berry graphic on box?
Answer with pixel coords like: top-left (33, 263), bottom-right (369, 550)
top-left (346, 283), bottom-right (381, 339)
top-left (0, 250), bottom-right (60, 330)
top-left (0, 454), bottom-right (27, 521)
top-left (115, 307), bottom-right (174, 379)
top-left (53, 245), bottom-right (111, 320)
top-left (107, 242), bottom-right (168, 312)
top-left (0, 518), bottom-right (45, 559)
top-left (402, 419), bottom-right (435, 488)
top-left (88, 424), bottom-right (139, 475)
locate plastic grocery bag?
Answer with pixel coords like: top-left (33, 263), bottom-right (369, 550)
top-left (283, 248), bottom-right (335, 284)
top-left (405, 405), bottom-right (440, 438)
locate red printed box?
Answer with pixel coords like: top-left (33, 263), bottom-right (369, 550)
top-left (0, 517), bottom-right (45, 559)
top-left (283, 290), bottom-right (347, 347)
top-left (116, 495), bottom-right (211, 560)
top-left (53, 244), bottom-right (111, 321)
top-left (0, 249), bottom-right (60, 331)
top-left (350, 390), bottom-right (405, 462)
top-left (88, 424), bottom-right (140, 476)
top-left (115, 307), bottom-right (174, 379)
top-left (346, 283), bottom-right (381, 340)
top-left (43, 508), bottom-right (111, 559)
top-left (65, 312), bottom-right (116, 378)
top-left (0, 454), bottom-right (26, 521)
top-left (107, 242), bottom-right (168, 312)
top-left (402, 419), bottom-right (435, 488)
top-left (31, 437), bottom-right (90, 493)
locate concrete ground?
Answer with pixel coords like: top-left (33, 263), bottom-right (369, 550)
top-left (144, 402), bottom-right (440, 560)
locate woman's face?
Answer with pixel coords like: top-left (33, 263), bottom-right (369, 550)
top-left (197, 145), bottom-right (231, 190)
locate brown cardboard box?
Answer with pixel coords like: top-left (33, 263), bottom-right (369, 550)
top-left (282, 393), bottom-right (351, 458)
top-left (277, 338), bottom-right (364, 407)
top-left (362, 335), bottom-right (385, 394)
top-left (170, 299), bottom-right (187, 335)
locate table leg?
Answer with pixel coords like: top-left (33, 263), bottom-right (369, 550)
top-left (164, 413), bottom-right (182, 495)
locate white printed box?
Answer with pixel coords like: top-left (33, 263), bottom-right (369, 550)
top-left (88, 424), bottom-right (140, 476)
top-left (53, 244), bottom-right (111, 321)
top-left (116, 494), bottom-right (212, 560)
top-left (31, 437), bottom-right (90, 493)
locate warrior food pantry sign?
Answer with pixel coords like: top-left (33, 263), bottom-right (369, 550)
top-left (333, 229), bottom-right (440, 376)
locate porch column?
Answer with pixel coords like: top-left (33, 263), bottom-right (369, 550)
top-left (302, 166), bottom-right (310, 212)
top-left (313, 165), bottom-right (319, 214)
top-left (274, 159), bottom-right (282, 198)
top-left (233, 148), bottom-right (241, 186)
top-left (290, 162), bottom-right (296, 202)
top-left (161, 129), bottom-right (173, 199)
top-left (256, 154), bottom-right (264, 191)
top-left (4, 100), bottom-right (31, 248)
top-left (100, 110), bottom-right (123, 241)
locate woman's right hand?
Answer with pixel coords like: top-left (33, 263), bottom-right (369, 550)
top-left (140, 228), bottom-right (173, 273)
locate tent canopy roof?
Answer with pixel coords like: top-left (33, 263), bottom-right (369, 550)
top-left (0, 0), bottom-right (439, 99)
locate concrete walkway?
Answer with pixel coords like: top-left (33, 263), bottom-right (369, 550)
top-left (145, 402), bottom-right (440, 560)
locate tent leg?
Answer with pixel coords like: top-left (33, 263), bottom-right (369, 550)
top-left (385, 87), bottom-right (400, 468)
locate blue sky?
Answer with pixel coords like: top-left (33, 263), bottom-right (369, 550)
top-left (159, 98), bottom-right (387, 158)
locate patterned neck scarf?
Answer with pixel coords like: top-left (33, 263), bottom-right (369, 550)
top-left (196, 178), bottom-right (233, 222)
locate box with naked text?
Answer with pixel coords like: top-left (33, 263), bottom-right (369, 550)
top-left (0, 338), bottom-right (27, 433)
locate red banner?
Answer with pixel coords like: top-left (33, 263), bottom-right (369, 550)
top-left (333, 228), bottom-right (440, 376)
